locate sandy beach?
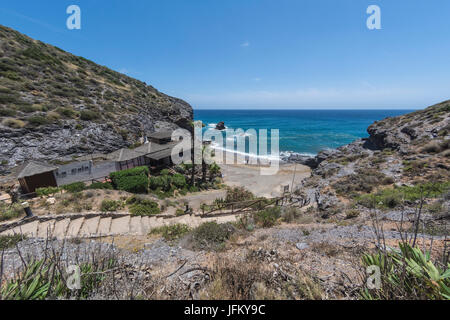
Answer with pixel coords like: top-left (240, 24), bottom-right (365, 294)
top-left (210, 148), bottom-right (311, 198)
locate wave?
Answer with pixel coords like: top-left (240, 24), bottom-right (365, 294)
top-left (210, 142), bottom-right (280, 162)
top-left (207, 123), bottom-right (228, 129)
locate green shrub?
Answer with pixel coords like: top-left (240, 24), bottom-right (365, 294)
top-left (172, 173), bottom-right (187, 188)
top-left (356, 181), bottom-right (450, 209)
top-left (281, 207), bottom-right (302, 223)
top-left (225, 186), bottom-right (254, 204)
top-left (189, 185), bottom-right (199, 193)
top-left (17, 104), bottom-right (35, 113)
top-left (27, 116), bottom-right (49, 126)
top-left (88, 182), bottom-right (113, 190)
top-left (149, 224), bottom-right (190, 241)
top-left (345, 209), bottom-right (360, 219)
top-left (2, 71), bottom-right (21, 81)
top-left (361, 242), bottom-right (450, 300)
top-left (80, 110), bottom-right (100, 121)
top-left (110, 166), bottom-right (149, 193)
top-left (191, 222), bottom-right (235, 251)
top-left (0, 93), bottom-right (20, 104)
top-left (115, 175), bottom-right (148, 194)
top-left (333, 169), bottom-right (388, 195)
top-left (56, 107), bottom-right (76, 118)
top-left (253, 207), bottom-right (281, 228)
top-left (0, 203), bottom-right (23, 222)
top-left (62, 182), bottom-right (86, 193)
top-left (149, 175), bottom-right (171, 192)
top-left (110, 166), bottom-right (149, 181)
top-left (36, 186), bottom-right (61, 197)
top-left (128, 197), bottom-right (160, 216)
top-left (0, 107), bottom-right (16, 117)
top-left (160, 169), bottom-right (170, 176)
top-left (0, 234), bottom-right (25, 250)
top-left (100, 200), bottom-right (123, 212)
top-left (0, 257), bottom-right (114, 300)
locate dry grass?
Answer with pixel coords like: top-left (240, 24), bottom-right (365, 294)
top-left (198, 256), bottom-right (323, 300)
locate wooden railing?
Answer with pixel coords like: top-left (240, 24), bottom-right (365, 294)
top-left (200, 192), bottom-right (310, 217)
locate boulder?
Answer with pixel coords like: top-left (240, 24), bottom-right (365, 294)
top-left (215, 121), bottom-right (226, 130)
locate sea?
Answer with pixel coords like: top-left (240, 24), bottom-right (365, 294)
top-left (194, 109), bottom-right (415, 160)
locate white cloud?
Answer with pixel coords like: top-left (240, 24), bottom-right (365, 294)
top-left (240, 41), bottom-right (250, 47)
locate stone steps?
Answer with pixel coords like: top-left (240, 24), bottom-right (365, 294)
top-left (0, 212), bottom-right (239, 240)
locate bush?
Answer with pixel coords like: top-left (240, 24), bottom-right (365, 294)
top-left (225, 187), bottom-right (254, 204)
top-left (128, 197), bottom-right (160, 216)
top-left (110, 166), bottom-right (149, 194)
top-left (115, 175), bottom-right (148, 194)
top-left (149, 175), bottom-right (171, 192)
top-left (172, 173), bottom-right (187, 188)
top-left (421, 141), bottom-right (442, 154)
top-left (361, 243), bottom-right (450, 300)
top-left (27, 116), bottom-right (49, 126)
top-left (357, 181), bottom-right (450, 209)
top-left (149, 224), bottom-right (190, 241)
top-left (160, 169), bottom-right (170, 176)
top-left (2, 118), bottom-right (25, 129)
top-left (333, 169), bottom-right (388, 195)
top-left (345, 209), bottom-right (360, 219)
top-left (88, 182), bottom-right (113, 190)
top-left (253, 207), bottom-right (281, 228)
top-left (100, 200), bottom-right (123, 212)
top-left (0, 234), bottom-right (25, 250)
top-left (0, 107), bottom-right (16, 117)
top-left (0, 257), bottom-right (113, 300)
top-left (62, 182), bottom-right (86, 193)
top-left (191, 222), bottom-right (235, 251)
top-left (281, 207), bottom-right (302, 223)
top-left (110, 166), bottom-right (149, 182)
top-left (80, 110), bottom-right (100, 121)
top-left (36, 186), bottom-right (61, 197)
top-left (56, 107), bottom-right (76, 118)
top-left (0, 203), bottom-right (23, 222)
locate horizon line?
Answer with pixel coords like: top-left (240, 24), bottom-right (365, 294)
top-left (193, 107), bottom-right (422, 111)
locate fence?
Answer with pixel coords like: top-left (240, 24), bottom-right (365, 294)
top-left (200, 192), bottom-right (311, 217)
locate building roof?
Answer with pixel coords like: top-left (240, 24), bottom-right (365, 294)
top-left (147, 131), bottom-right (173, 140)
top-left (134, 141), bottom-right (178, 155)
top-left (75, 153), bottom-right (108, 161)
top-left (105, 148), bottom-right (144, 162)
top-left (17, 161), bottom-right (58, 179)
top-left (145, 148), bottom-right (174, 161)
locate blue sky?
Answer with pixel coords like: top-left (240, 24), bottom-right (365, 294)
top-left (1, 0), bottom-right (450, 109)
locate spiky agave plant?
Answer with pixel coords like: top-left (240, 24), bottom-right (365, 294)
top-left (361, 243), bottom-right (450, 300)
top-left (1, 257), bottom-right (116, 300)
top-left (0, 259), bottom-right (66, 300)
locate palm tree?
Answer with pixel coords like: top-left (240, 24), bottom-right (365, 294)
top-left (189, 121), bottom-right (196, 186)
top-left (201, 145), bottom-right (207, 183)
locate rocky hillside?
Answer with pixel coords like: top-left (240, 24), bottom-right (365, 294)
top-left (297, 100), bottom-right (450, 218)
top-left (0, 25), bottom-right (193, 172)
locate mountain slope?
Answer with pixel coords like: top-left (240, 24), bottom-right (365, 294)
top-left (0, 25), bottom-right (193, 171)
top-left (299, 100), bottom-right (450, 215)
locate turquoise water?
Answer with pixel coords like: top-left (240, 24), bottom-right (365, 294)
top-left (194, 109), bottom-right (414, 156)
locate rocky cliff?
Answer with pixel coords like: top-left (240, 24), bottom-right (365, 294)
top-left (0, 25), bottom-right (193, 172)
top-left (296, 100), bottom-right (450, 215)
